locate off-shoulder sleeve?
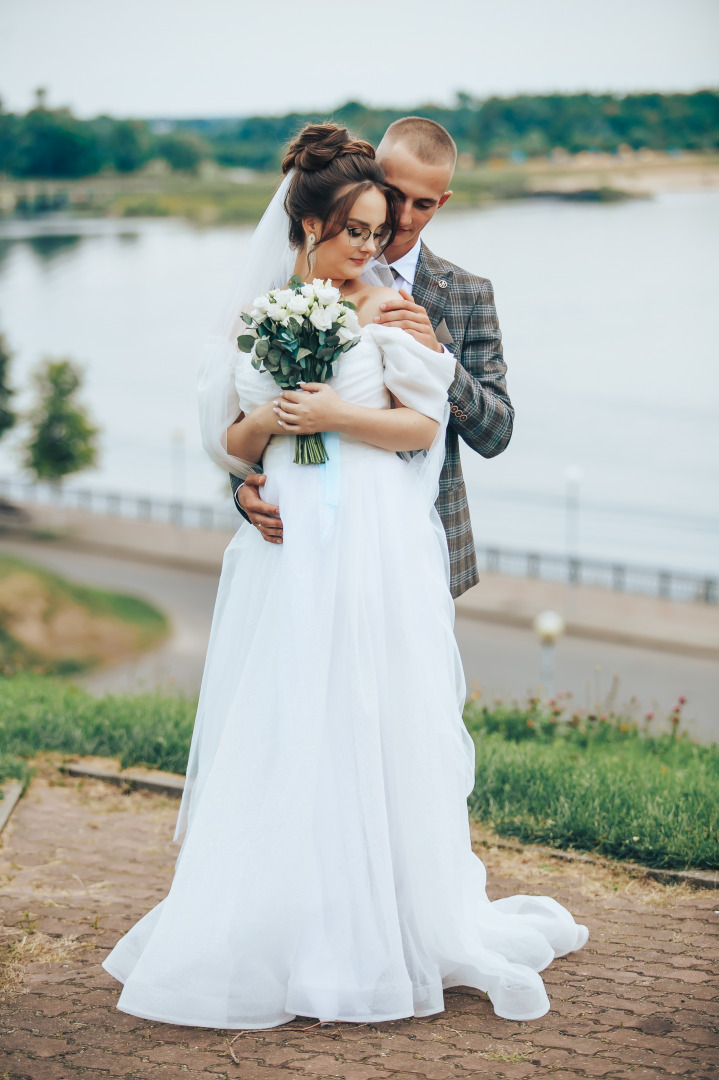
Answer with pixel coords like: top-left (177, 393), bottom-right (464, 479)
top-left (371, 324), bottom-right (455, 421)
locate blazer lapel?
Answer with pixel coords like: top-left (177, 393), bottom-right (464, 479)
top-left (412, 242), bottom-right (452, 330)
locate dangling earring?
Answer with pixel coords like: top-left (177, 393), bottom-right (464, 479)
top-left (306, 232), bottom-right (316, 273)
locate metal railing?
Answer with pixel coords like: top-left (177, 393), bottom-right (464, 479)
top-left (0, 477), bottom-right (239, 534)
top-left (1, 476), bottom-right (716, 605)
top-left (476, 545), bottom-right (716, 605)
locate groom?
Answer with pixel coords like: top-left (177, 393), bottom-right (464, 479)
top-left (231, 116), bottom-right (513, 599)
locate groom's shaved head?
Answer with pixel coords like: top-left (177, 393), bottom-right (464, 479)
top-left (377, 117), bottom-right (457, 172)
top-left (375, 117), bottom-right (456, 261)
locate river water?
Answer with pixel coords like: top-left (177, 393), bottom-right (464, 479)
top-left (0, 191), bottom-right (717, 574)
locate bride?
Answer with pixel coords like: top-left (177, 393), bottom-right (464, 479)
top-left (103, 123), bottom-right (588, 1029)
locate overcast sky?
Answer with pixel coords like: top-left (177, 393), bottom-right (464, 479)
top-left (1, 0), bottom-right (717, 118)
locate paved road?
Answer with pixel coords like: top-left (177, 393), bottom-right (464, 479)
top-left (1, 772), bottom-right (716, 1079)
top-left (2, 538), bottom-right (717, 743)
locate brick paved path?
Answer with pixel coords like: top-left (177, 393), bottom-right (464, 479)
top-left (1, 767), bottom-right (717, 1080)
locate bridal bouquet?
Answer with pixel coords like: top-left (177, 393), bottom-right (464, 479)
top-left (237, 275), bottom-right (361, 465)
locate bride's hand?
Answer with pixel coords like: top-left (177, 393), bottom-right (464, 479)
top-left (274, 383), bottom-right (347, 434)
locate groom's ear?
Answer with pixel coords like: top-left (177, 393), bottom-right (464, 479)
top-left (438, 191), bottom-right (453, 210)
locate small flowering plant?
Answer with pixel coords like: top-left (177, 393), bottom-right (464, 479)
top-left (237, 274), bottom-right (361, 465)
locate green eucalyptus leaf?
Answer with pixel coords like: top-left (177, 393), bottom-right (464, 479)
top-left (255, 338), bottom-right (269, 359)
top-left (236, 335), bottom-right (256, 353)
top-left (241, 313), bottom-right (254, 325)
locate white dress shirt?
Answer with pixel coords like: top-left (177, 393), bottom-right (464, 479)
top-left (372, 239), bottom-right (452, 358)
top-left (369, 238), bottom-right (423, 294)
top-left (386, 239), bottom-right (423, 294)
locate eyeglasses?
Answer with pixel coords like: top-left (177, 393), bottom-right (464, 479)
top-left (345, 225), bottom-right (392, 252)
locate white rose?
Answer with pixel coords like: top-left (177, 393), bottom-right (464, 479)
top-left (273, 288), bottom-right (294, 306)
top-left (252, 295), bottom-right (271, 313)
top-left (266, 303), bottom-right (286, 322)
top-left (316, 284), bottom-right (341, 306)
top-left (324, 303), bottom-right (342, 325)
top-left (340, 308), bottom-right (360, 334)
top-left (337, 325), bottom-right (357, 345)
top-left (300, 283), bottom-right (315, 298)
top-left (309, 306), bottom-right (334, 332)
top-left (287, 293), bottom-right (310, 315)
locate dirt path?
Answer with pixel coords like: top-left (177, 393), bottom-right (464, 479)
top-left (1, 770), bottom-right (716, 1079)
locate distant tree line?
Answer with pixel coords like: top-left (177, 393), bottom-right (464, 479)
top-left (1, 88), bottom-right (717, 178)
top-left (0, 88), bottom-right (210, 178)
top-left (190, 91), bottom-right (719, 170)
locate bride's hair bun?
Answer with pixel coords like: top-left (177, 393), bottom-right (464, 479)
top-left (282, 123), bottom-right (375, 175)
top-left (281, 121), bottom-right (400, 254)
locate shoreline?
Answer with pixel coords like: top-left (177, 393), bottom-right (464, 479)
top-left (2, 151), bottom-right (718, 225)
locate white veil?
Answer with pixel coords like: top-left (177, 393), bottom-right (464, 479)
top-left (197, 172), bottom-right (296, 480)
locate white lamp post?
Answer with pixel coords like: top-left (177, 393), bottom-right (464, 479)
top-left (533, 610), bottom-right (566, 698)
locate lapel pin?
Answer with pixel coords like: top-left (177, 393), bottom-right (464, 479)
top-left (438, 279), bottom-right (448, 289)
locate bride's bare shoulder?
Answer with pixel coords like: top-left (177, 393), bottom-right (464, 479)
top-left (352, 285), bottom-right (397, 325)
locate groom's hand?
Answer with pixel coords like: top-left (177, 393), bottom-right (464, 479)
top-left (374, 289), bottom-right (442, 352)
top-left (237, 474), bottom-right (283, 544)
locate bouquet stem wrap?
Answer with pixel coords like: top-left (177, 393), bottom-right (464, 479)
top-left (295, 429), bottom-right (329, 465)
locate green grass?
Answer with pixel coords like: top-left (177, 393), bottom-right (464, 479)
top-left (465, 698), bottom-right (719, 871)
top-left (105, 171), bottom-right (641, 223)
top-left (0, 554), bottom-right (168, 674)
top-left (0, 674), bottom-right (715, 871)
top-left (0, 676), bottom-right (195, 777)
top-left (108, 170), bottom-right (536, 222)
top-left (105, 174), bottom-right (283, 225)
top-left (0, 752), bottom-right (31, 797)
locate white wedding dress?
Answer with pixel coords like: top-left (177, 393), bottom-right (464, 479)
top-left (103, 323), bottom-right (588, 1028)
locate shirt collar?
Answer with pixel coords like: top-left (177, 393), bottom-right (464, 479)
top-left (368, 237), bottom-right (423, 288)
top-left (387, 237), bottom-right (423, 287)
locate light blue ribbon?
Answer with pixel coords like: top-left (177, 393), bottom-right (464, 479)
top-left (321, 431), bottom-right (341, 508)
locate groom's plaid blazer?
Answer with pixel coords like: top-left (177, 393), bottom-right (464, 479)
top-left (230, 241), bottom-right (513, 599)
top-left (410, 242), bottom-right (514, 597)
